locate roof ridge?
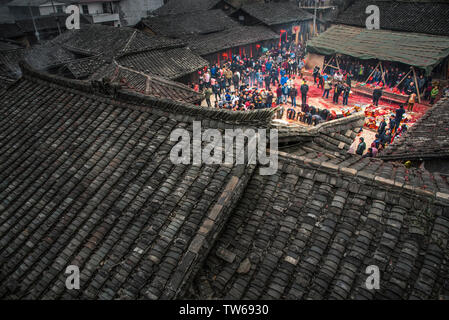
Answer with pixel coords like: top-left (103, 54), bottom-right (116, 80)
top-left (276, 112), bottom-right (365, 137)
top-left (378, 97), bottom-right (449, 160)
top-left (19, 61), bottom-right (276, 128)
top-left (115, 42), bottom-right (188, 60)
top-left (275, 150), bottom-right (449, 205)
top-left (121, 29), bottom-right (138, 54)
top-left (111, 61), bottom-right (201, 94)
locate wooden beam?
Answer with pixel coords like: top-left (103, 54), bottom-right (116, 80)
top-left (393, 69), bottom-right (412, 90)
top-left (322, 55), bottom-right (334, 71)
top-left (411, 66), bottom-right (421, 103)
top-left (364, 61), bottom-right (381, 84)
top-left (379, 62), bottom-right (387, 86)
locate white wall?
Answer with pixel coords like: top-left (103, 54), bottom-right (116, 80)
top-left (86, 3), bottom-right (104, 15)
top-left (118, 0), bottom-right (164, 26)
top-left (38, 2), bottom-right (66, 16)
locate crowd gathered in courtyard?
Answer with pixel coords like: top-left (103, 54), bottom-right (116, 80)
top-left (191, 38), bottom-right (448, 156)
top-left (194, 41), bottom-right (356, 126)
top-left (321, 55), bottom-right (445, 110)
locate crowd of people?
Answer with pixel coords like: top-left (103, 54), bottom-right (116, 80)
top-left (196, 41), bottom-right (303, 112)
top-left (192, 40), bottom-right (447, 157)
top-left (322, 56), bottom-right (444, 107)
top-left (194, 40), bottom-right (358, 126)
top-left (355, 104), bottom-right (409, 158)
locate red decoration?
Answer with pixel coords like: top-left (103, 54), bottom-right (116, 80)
top-left (279, 29), bottom-right (288, 47)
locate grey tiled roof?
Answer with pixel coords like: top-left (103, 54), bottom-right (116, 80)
top-left (141, 9), bottom-right (239, 37)
top-left (1, 65), bottom-right (449, 300)
top-left (153, 0), bottom-right (223, 16)
top-left (379, 97), bottom-right (449, 161)
top-left (91, 63), bottom-right (204, 104)
top-left (192, 151), bottom-right (449, 299)
top-left (240, 1), bottom-right (314, 26)
top-left (0, 64), bottom-right (274, 299)
top-left (64, 56), bottom-right (108, 79)
top-left (183, 25), bottom-right (278, 56)
top-left (19, 25), bottom-right (208, 91)
top-left (0, 40), bottom-right (26, 81)
top-left (335, 0), bottom-right (449, 36)
top-left (24, 41), bottom-right (77, 70)
top-left (58, 25), bottom-right (184, 57)
top-left (117, 48), bottom-right (209, 80)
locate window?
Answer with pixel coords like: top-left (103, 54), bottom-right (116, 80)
top-left (82, 4), bottom-right (88, 14)
top-left (31, 6), bottom-right (40, 17)
top-left (56, 6), bottom-right (63, 13)
top-left (102, 2), bottom-right (112, 14)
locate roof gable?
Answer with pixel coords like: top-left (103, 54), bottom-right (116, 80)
top-left (153, 0), bottom-right (223, 16)
top-left (240, 1), bottom-right (314, 26)
top-left (379, 97), bottom-right (449, 161)
top-left (141, 9), bottom-right (239, 37)
top-left (335, 0), bottom-right (449, 36)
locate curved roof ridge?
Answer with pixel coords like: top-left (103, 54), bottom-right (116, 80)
top-left (19, 61), bottom-right (276, 128)
top-left (275, 149), bottom-right (449, 204)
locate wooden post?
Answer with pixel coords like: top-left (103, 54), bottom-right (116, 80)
top-left (379, 62), bottom-right (387, 86)
top-left (322, 56), bottom-right (333, 72)
top-left (364, 61), bottom-right (381, 84)
top-left (444, 57), bottom-right (448, 80)
top-left (322, 55), bottom-right (335, 73)
top-left (335, 55), bottom-right (340, 71)
top-left (411, 66), bottom-right (421, 103)
top-left (393, 69), bottom-right (412, 90)
top-left (295, 26), bottom-right (300, 46)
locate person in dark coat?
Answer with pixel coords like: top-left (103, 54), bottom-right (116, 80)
top-left (333, 82), bottom-right (343, 104)
top-left (264, 74), bottom-right (271, 90)
top-left (313, 66), bottom-right (320, 84)
top-left (381, 130), bottom-right (392, 147)
top-left (266, 91), bottom-right (274, 108)
top-left (300, 81), bottom-right (309, 106)
top-left (276, 86), bottom-right (282, 105)
top-left (342, 85), bottom-right (350, 106)
top-left (372, 87), bottom-right (383, 106)
top-left (377, 118), bottom-right (387, 136)
top-left (393, 104), bottom-right (406, 133)
top-left (290, 85), bottom-right (298, 107)
top-left (356, 137), bottom-right (366, 156)
top-left (212, 82), bottom-right (220, 101)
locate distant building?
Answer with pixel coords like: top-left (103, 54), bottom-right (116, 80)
top-left (4, 0), bottom-right (164, 34)
top-left (230, 1), bottom-right (326, 43)
top-left (7, 0), bottom-right (68, 20)
top-left (139, 9), bottom-right (278, 65)
top-left (76, 0), bottom-right (121, 26)
top-left (118, 0), bottom-right (164, 26)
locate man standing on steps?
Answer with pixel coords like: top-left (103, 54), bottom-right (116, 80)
top-left (372, 86), bottom-right (383, 106)
top-left (204, 87), bottom-right (213, 108)
top-left (300, 80), bottom-right (309, 106)
top-left (333, 81), bottom-right (343, 104)
top-left (290, 85), bottom-right (298, 107)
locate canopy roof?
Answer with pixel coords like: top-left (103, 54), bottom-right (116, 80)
top-left (306, 25), bottom-right (449, 74)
